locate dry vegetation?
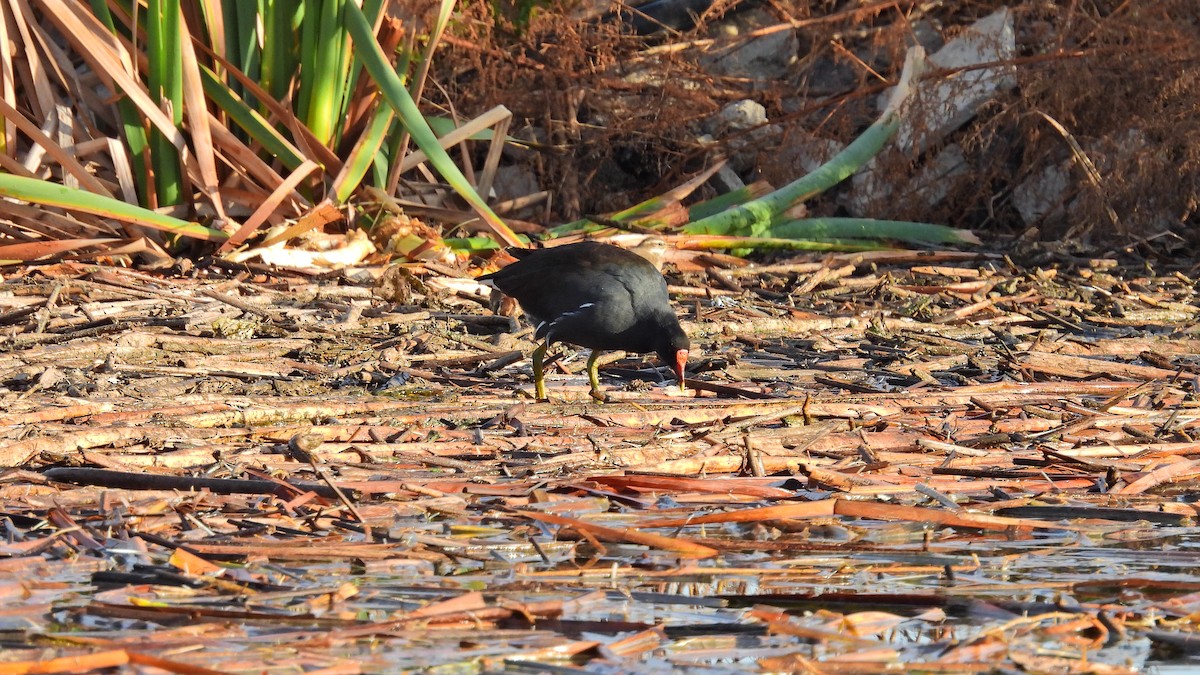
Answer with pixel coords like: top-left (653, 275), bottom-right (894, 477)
top-left (439, 0), bottom-right (1200, 247)
top-left (2, 0), bottom-right (1195, 264)
top-left (3, 1), bottom-right (1200, 673)
top-left (1, 247), bottom-right (1199, 671)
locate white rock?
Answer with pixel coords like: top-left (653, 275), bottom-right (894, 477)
top-left (492, 164), bottom-right (541, 203)
top-left (847, 144), bottom-right (968, 217)
top-left (1012, 162), bottom-right (1070, 227)
top-left (909, 143), bottom-right (969, 207)
top-left (702, 13), bottom-right (798, 81)
top-left (894, 8), bottom-right (1017, 153)
top-left (710, 163), bottom-right (747, 192)
top-left (715, 100), bottom-right (768, 133)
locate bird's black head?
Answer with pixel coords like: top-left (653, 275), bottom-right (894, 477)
top-left (656, 324), bottom-right (690, 392)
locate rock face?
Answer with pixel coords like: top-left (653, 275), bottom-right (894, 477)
top-left (700, 8), bottom-right (798, 82)
top-left (1013, 163), bottom-right (1071, 229)
top-left (685, 7), bottom-right (1021, 221)
top-left (492, 165), bottom-right (541, 207)
top-left (847, 8), bottom-right (1018, 219)
top-left (897, 7), bottom-right (1017, 153)
top-left (712, 100), bottom-right (767, 134)
top-left (704, 100), bottom-right (770, 178)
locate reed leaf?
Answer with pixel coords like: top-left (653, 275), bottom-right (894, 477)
top-left (261, 0), bottom-right (300, 103)
top-left (220, 0), bottom-right (260, 99)
top-left (687, 181), bottom-right (773, 221)
top-left (682, 115), bottom-right (901, 237)
top-left (343, 1), bottom-right (523, 247)
top-left (683, 48), bottom-right (928, 239)
top-left (767, 218), bottom-right (981, 245)
top-left (86, 0), bottom-right (152, 204)
top-left (333, 106), bottom-right (395, 203)
top-left (200, 66), bottom-right (306, 171)
top-left (0, 174), bottom-right (228, 242)
top-left (146, 0), bottom-right (185, 206)
top-left (680, 235), bottom-right (886, 251)
top-left (299, 0), bottom-right (350, 145)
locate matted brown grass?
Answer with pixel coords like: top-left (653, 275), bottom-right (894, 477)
top-left (0, 246), bottom-right (1198, 671)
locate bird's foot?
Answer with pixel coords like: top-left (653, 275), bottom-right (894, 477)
top-left (588, 388), bottom-right (609, 403)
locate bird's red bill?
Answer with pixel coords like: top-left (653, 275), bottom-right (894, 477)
top-left (674, 349), bottom-right (689, 392)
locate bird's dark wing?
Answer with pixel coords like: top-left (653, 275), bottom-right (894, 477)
top-left (480, 242), bottom-right (678, 351)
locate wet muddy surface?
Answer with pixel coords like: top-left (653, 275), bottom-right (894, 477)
top-left (2, 251), bottom-right (1199, 672)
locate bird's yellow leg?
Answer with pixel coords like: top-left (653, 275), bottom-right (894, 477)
top-left (587, 350), bottom-right (605, 401)
top-left (532, 342), bottom-right (548, 400)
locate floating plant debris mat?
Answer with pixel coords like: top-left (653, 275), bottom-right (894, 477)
top-left (1, 249), bottom-right (1198, 673)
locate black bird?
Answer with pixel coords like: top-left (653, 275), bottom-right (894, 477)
top-left (479, 241), bottom-right (690, 400)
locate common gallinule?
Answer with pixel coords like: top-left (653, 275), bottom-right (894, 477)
top-left (479, 241), bottom-right (689, 400)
